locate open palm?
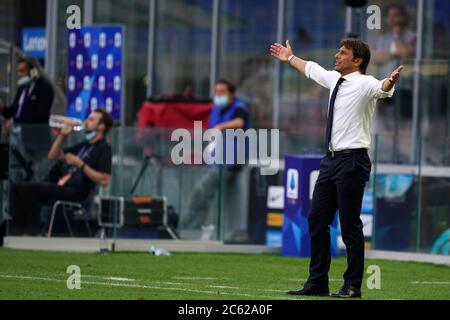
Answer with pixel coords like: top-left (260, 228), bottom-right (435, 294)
top-left (388, 65), bottom-right (404, 85)
top-left (270, 40), bottom-right (293, 62)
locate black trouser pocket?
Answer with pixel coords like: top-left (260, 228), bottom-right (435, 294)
top-left (354, 153), bottom-right (371, 182)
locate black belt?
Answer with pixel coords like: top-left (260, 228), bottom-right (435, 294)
top-left (326, 148), bottom-right (367, 158)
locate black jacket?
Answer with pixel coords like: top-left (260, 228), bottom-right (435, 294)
top-left (2, 77), bottom-right (54, 124)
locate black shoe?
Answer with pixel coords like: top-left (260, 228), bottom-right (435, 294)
top-left (331, 285), bottom-right (362, 298)
top-left (287, 284), bottom-right (330, 297)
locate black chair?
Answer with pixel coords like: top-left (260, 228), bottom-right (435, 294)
top-left (47, 187), bottom-right (98, 238)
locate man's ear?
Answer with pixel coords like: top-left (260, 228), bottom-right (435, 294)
top-left (353, 57), bottom-right (363, 69)
top-left (98, 123), bottom-right (105, 134)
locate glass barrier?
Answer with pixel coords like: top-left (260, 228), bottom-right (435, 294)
top-left (1, 119), bottom-right (449, 256)
top-left (370, 58), bottom-right (450, 254)
top-left (371, 134), bottom-right (420, 252)
top-left (106, 126), bottom-right (226, 242)
top-left (372, 133), bottom-right (450, 254)
top-left (3, 125), bottom-right (227, 243)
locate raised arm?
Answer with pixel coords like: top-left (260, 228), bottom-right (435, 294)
top-left (382, 65), bottom-right (403, 92)
top-left (270, 40), bottom-right (308, 74)
top-left (48, 124), bottom-right (73, 160)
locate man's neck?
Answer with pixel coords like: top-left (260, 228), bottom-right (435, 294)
top-left (89, 133), bottom-right (104, 145)
top-left (392, 26), bottom-right (404, 36)
top-left (340, 68), bottom-right (360, 77)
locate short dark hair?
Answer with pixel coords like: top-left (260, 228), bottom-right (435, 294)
top-left (94, 109), bottom-right (113, 135)
top-left (386, 4), bottom-right (409, 27)
top-left (340, 38), bottom-right (371, 74)
top-left (18, 57), bottom-right (35, 70)
top-left (215, 79), bottom-right (236, 94)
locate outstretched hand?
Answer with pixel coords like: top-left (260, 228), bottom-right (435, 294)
top-left (270, 40), bottom-right (293, 62)
top-left (382, 65), bottom-right (403, 92)
top-left (388, 65), bottom-right (404, 85)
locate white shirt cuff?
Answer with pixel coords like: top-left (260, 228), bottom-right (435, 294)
top-left (379, 79), bottom-right (395, 98)
top-left (304, 61), bottom-right (316, 79)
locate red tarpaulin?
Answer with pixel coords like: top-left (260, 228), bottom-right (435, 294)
top-left (137, 101), bottom-right (213, 129)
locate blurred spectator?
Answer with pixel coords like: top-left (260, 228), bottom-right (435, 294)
top-left (373, 4), bottom-right (416, 77)
top-left (372, 5), bottom-right (415, 161)
top-left (0, 57), bottom-right (54, 180)
top-left (184, 79), bottom-right (250, 237)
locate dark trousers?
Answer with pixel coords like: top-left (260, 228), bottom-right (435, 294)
top-left (307, 151), bottom-right (371, 289)
top-left (10, 182), bottom-right (86, 235)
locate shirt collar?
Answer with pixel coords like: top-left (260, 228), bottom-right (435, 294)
top-left (342, 70), bottom-right (362, 80)
top-left (89, 137), bottom-right (106, 146)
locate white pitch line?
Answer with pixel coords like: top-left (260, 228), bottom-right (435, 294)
top-left (288, 278), bottom-right (342, 282)
top-left (152, 281), bottom-right (186, 286)
top-left (209, 285), bottom-right (287, 293)
top-left (171, 276), bottom-right (224, 280)
top-left (0, 274), bottom-right (59, 282)
top-left (77, 275), bottom-right (194, 286)
top-left (209, 285), bottom-right (240, 289)
top-left (103, 277), bottom-right (135, 282)
top-left (260, 289), bottom-right (289, 293)
top-left (79, 275), bottom-right (136, 282)
top-left (410, 281), bottom-right (450, 285)
top-left (0, 274), bottom-right (305, 300)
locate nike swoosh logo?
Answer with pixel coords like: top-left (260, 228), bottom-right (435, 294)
top-left (270, 194), bottom-right (282, 202)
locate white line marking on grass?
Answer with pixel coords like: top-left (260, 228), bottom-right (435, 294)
top-left (153, 281), bottom-right (186, 286)
top-left (209, 285), bottom-right (287, 293)
top-left (171, 276), bottom-right (224, 280)
top-left (81, 275), bottom-right (136, 282)
top-left (0, 274), bottom-right (305, 300)
top-left (410, 281), bottom-right (450, 285)
top-left (103, 277), bottom-right (135, 282)
top-left (288, 278), bottom-right (341, 282)
top-left (0, 275), bottom-right (58, 282)
top-left (209, 285), bottom-right (239, 289)
top-left (84, 281), bottom-right (295, 300)
top-left (260, 289), bottom-right (288, 293)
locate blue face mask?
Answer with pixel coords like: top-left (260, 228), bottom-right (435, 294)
top-left (85, 130), bottom-right (97, 141)
top-left (214, 95), bottom-right (230, 109)
top-left (17, 76), bottom-right (32, 86)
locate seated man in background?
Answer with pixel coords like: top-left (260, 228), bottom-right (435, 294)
top-left (10, 109), bottom-right (113, 236)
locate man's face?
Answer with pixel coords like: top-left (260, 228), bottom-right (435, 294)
top-left (214, 83), bottom-right (233, 103)
top-left (386, 8), bottom-right (403, 29)
top-left (334, 46), bottom-right (360, 75)
top-left (17, 62), bottom-right (29, 78)
top-left (84, 111), bottom-right (102, 133)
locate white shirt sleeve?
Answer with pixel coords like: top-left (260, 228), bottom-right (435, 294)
top-left (365, 76), bottom-right (395, 100)
top-left (304, 61), bottom-right (339, 90)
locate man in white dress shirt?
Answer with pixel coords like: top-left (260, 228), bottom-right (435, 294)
top-left (270, 38), bottom-right (403, 298)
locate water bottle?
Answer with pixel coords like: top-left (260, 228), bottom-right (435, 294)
top-left (49, 114), bottom-right (84, 131)
top-left (150, 245), bottom-right (171, 256)
top-left (99, 228), bottom-right (109, 255)
top-left (201, 225), bottom-right (215, 241)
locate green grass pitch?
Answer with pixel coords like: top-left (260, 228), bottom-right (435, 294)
top-left (0, 248), bottom-right (449, 300)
